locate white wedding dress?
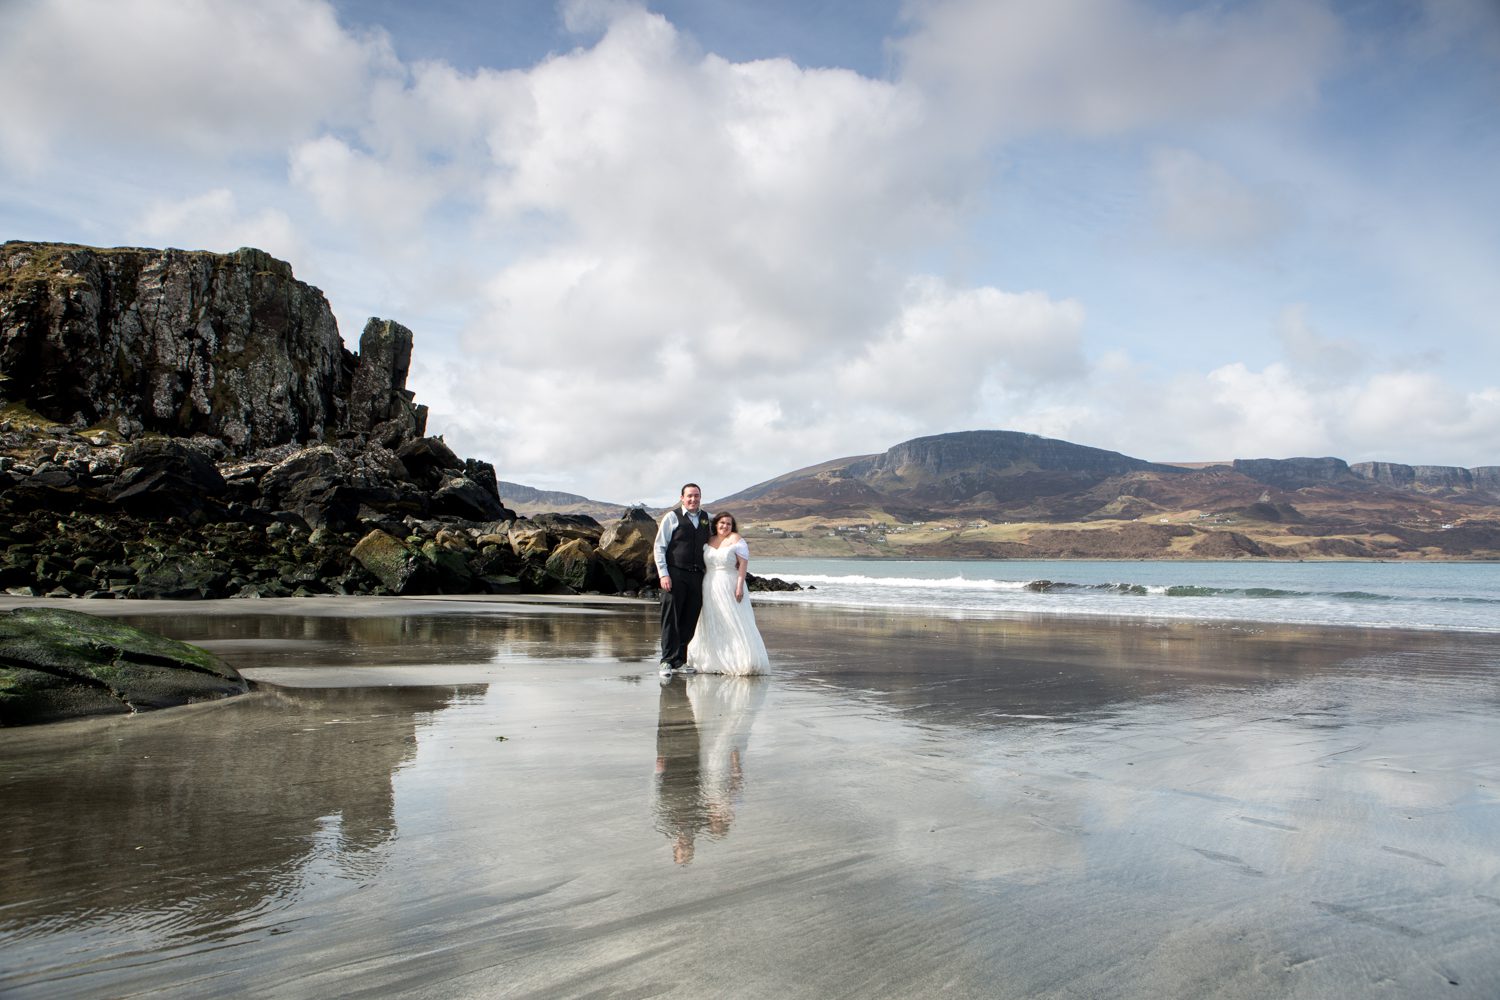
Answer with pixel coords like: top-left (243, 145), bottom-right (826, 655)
top-left (686, 539), bottom-right (770, 675)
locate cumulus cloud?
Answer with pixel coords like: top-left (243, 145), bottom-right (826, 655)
top-left (0, 0), bottom-right (396, 169)
top-left (131, 189), bottom-right (305, 263)
top-left (893, 0), bottom-right (1343, 135)
top-left (838, 278), bottom-right (1087, 419)
top-left (1037, 358), bottom-right (1500, 470)
top-left (3, 0), bottom-right (1495, 501)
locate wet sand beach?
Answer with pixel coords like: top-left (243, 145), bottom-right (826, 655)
top-left (2, 595), bottom-right (1498, 998)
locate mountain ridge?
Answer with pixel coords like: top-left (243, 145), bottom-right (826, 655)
top-left (685, 429), bottom-right (1500, 560)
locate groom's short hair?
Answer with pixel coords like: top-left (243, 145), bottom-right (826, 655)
top-left (680, 482), bottom-right (700, 497)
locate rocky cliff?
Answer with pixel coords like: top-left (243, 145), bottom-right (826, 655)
top-left (0, 241), bottom-right (423, 451)
top-left (0, 242), bottom-right (694, 600)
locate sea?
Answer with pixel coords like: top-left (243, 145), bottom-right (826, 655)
top-left (752, 558), bottom-right (1500, 633)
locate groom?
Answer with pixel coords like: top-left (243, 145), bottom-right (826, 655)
top-left (654, 482), bottom-right (711, 676)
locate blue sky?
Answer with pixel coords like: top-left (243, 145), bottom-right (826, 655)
top-left (2, 0), bottom-right (1497, 505)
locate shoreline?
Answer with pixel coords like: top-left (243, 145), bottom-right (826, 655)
top-left (6, 587), bottom-right (1500, 640)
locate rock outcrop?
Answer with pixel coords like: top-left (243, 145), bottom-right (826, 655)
top-left (0, 607), bottom-right (248, 725)
top-left (0, 242), bottom-right (802, 599)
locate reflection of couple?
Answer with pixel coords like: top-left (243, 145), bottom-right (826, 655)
top-left (653, 674), bottom-right (768, 865)
top-left (654, 482), bottom-right (770, 676)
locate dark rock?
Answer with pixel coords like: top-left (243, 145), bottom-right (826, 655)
top-left (0, 243), bottom-right (347, 450)
top-left (544, 538), bottom-right (608, 592)
top-left (598, 507), bottom-right (658, 582)
top-left (0, 607), bottom-right (247, 725)
top-left (395, 436), bottom-right (464, 489)
top-left (133, 554), bottom-right (235, 599)
top-left (529, 512), bottom-right (603, 542)
top-left (351, 529), bottom-right (436, 595)
top-left (257, 445), bottom-right (350, 504)
top-left (431, 474), bottom-right (508, 521)
top-left (508, 524), bottom-right (554, 559)
top-left (418, 539), bottom-right (479, 593)
top-left (346, 318), bottom-right (421, 443)
top-left (110, 439), bottom-right (228, 520)
top-left (746, 572), bottom-right (801, 592)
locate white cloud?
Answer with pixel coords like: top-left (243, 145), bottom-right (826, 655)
top-left (894, 0), bottom-right (1343, 136)
top-left (289, 136), bottom-right (446, 249)
top-left (3, 0), bottom-right (1496, 502)
top-left (131, 189), bottom-right (305, 263)
top-left (1038, 357), bottom-right (1500, 470)
top-left (838, 278), bottom-right (1087, 419)
top-left (0, 0), bottom-right (395, 169)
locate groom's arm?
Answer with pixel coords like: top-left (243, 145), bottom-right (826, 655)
top-left (653, 510), bottom-right (677, 591)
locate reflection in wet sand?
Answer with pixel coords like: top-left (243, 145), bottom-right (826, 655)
top-left (757, 603), bottom-right (1500, 730)
top-left (111, 604), bottom-right (661, 670)
top-left (0, 685), bottom-right (476, 945)
top-left (1, 597), bottom-right (1496, 998)
top-left (652, 676), bottom-right (768, 864)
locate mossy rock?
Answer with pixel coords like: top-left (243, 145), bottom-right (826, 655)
top-left (0, 607), bottom-right (248, 726)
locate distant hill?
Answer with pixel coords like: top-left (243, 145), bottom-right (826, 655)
top-left (498, 481), bottom-right (628, 519)
top-left (717, 430), bottom-right (1500, 560)
top-left (718, 430), bottom-right (1186, 520)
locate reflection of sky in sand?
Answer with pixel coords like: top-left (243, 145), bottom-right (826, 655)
top-left (5, 600), bottom-right (1499, 998)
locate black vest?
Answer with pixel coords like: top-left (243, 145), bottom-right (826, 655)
top-left (666, 508), bottom-right (711, 572)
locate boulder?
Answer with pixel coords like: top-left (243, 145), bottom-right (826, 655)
top-left (0, 607), bottom-right (247, 725)
top-left (351, 529), bottom-right (436, 594)
top-left (432, 474), bottom-right (508, 521)
top-left (529, 512), bottom-right (603, 542)
top-left (418, 538), bottom-right (479, 592)
top-left (133, 553), bottom-right (235, 599)
top-left (544, 538), bottom-right (595, 592)
top-left (257, 445), bottom-right (351, 504)
top-left (598, 507), bottom-right (658, 578)
top-left (110, 439), bottom-right (227, 520)
top-left (508, 524), bottom-right (555, 559)
top-left (395, 436), bottom-right (464, 489)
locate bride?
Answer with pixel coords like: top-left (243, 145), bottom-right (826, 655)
top-left (686, 512), bottom-right (770, 675)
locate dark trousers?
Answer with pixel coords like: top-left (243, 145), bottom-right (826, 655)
top-left (659, 569), bottom-right (704, 666)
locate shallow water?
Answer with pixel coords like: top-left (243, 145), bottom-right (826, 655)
top-left (756, 557), bottom-right (1500, 632)
top-left (2, 598), bottom-right (1498, 998)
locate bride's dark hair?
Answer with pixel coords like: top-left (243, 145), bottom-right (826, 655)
top-left (713, 511), bottom-right (738, 532)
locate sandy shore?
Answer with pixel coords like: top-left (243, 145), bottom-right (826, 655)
top-left (2, 595), bottom-right (1498, 998)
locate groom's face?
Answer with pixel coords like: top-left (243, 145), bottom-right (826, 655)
top-left (681, 487), bottom-right (702, 513)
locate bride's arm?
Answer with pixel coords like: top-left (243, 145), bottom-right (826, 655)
top-left (733, 538), bottom-right (749, 602)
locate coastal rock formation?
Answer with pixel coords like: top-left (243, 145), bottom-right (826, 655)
top-left (0, 607), bottom-right (247, 725)
top-left (1, 243), bottom-right (342, 449)
top-left (0, 242), bottom-right (805, 600)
